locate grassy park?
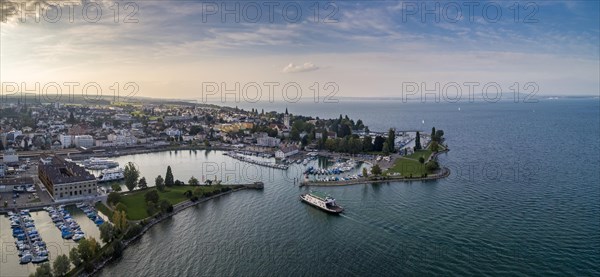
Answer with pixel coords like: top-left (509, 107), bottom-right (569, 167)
top-left (116, 185), bottom-right (237, 220)
top-left (387, 149), bottom-right (435, 177)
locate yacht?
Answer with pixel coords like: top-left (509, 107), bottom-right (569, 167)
top-left (300, 191), bottom-right (344, 214)
top-left (97, 167), bottom-right (125, 183)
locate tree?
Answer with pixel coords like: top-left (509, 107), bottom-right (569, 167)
top-left (371, 164), bottom-right (382, 175)
top-left (32, 263), bottom-right (53, 277)
top-left (107, 192), bottom-right (121, 205)
top-left (362, 136), bottom-right (373, 152)
top-left (159, 199), bottom-right (173, 213)
top-left (386, 128), bottom-right (396, 153)
top-left (373, 136), bottom-right (385, 152)
top-left (99, 223), bottom-right (116, 244)
top-left (111, 183), bottom-right (122, 192)
top-left (124, 162), bottom-right (140, 191)
top-left (145, 190), bottom-right (159, 204)
top-left (414, 131), bottom-right (422, 150)
top-left (431, 127), bottom-right (436, 139)
top-left (112, 211), bottom-right (128, 232)
top-left (138, 177), bottom-right (148, 189)
top-left (78, 237), bottom-right (100, 263)
top-left (188, 176), bottom-right (199, 185)
top-left (69, 247), bottom-right (82, 267)
top-left (419, 156), bottom-right (425, 172)
top-left (184, 190), bottom-right (193, 199)
top-left (155, 175), bottom-right (165, 192)
top-left (382, 142), bottom-right (390, 155)
top-left (426, 160), bottom-right (439, 171)
top-left (53, 254), bottom-right (70, 276)
top-left (165, 166), bottom-right (174, 186)
top-left (362, 167), bottom-right (368, 178)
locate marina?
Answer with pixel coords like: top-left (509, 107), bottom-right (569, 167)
top-left (7, 210), bottom-right (49, 265)
top-left (45, 205), bottom-right (86, 241)
top-left (223, 151), bottom-right (289, 170)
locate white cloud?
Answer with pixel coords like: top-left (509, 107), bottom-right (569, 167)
top-left (282, 62), bottom-right (319, 73)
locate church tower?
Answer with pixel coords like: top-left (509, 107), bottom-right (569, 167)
top-left (284, 108), bottom-right (290, 128)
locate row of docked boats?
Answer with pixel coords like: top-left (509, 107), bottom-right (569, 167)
top-left (303, 159), bottom-right (358, 176)
top-left (7, 210), bottom-right (49, 264)
top-left (45, 206), bottom-right (85, 241)
top-left (77, 202), bottom-right (105, 226)
top-left (224, 151), bottom-right (289, 170)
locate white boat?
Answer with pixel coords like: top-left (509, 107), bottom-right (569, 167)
top-left (97, 167), bottom-right (125, 183)
top-left (300, 191), bottom-right (344, 214)
top-left (32, 255), bottom-right (48, 264)
top-left (73, 233), bottom-right (85, 241)
top-left (20, 254), bottom-right (32, 264)
top-left (80, 157), bottom-right (119, 170)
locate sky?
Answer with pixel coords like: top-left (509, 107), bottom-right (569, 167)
top-left (1, 0), bottom-right (599, 103)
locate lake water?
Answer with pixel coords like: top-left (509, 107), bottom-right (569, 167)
top-left (3, 99), bottom-right (599, 276)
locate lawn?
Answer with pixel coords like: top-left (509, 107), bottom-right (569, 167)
top-left (117, 185), bottom-right (230, 220)
top-left (386, 150), bottom-right (434, 177)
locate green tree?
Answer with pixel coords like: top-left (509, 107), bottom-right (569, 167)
top-left (362, 136), bottom-right (373, 152)
top-left (99, 223), bottom-right (116, 244)
top-left (371, 164), bottom-right (382, 175)
top-left (78, 237), bottom-right (100, 263)
top-left (31, 263), bottom-right (53, 277)
top-left (159, 199), bottom-right (173, 213)
top-left (145, 190), bottom-right (159, 204)
top-left (426, 160), bottom-right (439, 171)
top-left (52, 254), bottom-right (70, 277)
top-left (431, 127), bottom-right (436, 139)
top-left (111, 183), bottom-right (122, 192)
top-left (165, 166), bottom-right (174, 186)
top-left (188, 176), bottom-right (199, 185)
top-left (107, 192), bottom-right (121, 205)
top-left (124, 162), bottom-right (140, 191)
top-left (373, 136), bottom-right (385, 152)
top-left (414, 132), bottom-right (422, 150)
top-left (382, 142), bottom-right (390, 155)
top-left (69, 247), bottom-right (82, 267)
top-left (138, 177), bottom-right (148, 189)
top-left (386, 128), bottom-right (396, 153)
top-left (155, 175), bottom-right (165, 192)
top-left (362, 167), bottom-right (368, 178)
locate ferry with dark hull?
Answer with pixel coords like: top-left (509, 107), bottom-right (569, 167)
top-left (300, 191), bottom-right (344, 214)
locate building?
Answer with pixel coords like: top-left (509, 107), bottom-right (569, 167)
top-left (275, 145), bottom-right (299, 159)
top-left (0, 163), bottom-right (6, 177)
top-left (59, 134), bottom-right (73, 148)
top-left (0, 177), bottom-right (34, 193)
top-left (38, 155), bottom-right (97, 201)
top-left (74, 135), bottom-right (95, 148)
top-left (2, 149), bottom-right (19, 163)
top-left (257, 136), bottom-right (281, 147)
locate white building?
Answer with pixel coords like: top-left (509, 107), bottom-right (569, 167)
top-left (74, 135), bottom-right (95, 148)
top-left (165, 128), bottom-right (182, 137)
top-left (59, 134), bottom-right (73, 148)
top-left (2, 149), bottom-right (19, 163)
top-left (257, 136), bottom-right (281, 147)
top-left (275, 145), bottom-right (299, 159)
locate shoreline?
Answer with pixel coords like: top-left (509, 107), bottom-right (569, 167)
top-left (81, 186), bottom-right (255, 277)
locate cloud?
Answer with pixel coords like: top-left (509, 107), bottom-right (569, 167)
top-left (282, 62), bottom-right (319, 73)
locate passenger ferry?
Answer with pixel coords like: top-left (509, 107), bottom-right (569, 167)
top-left (300, 191), bottom-right (344, 213)
top-left (97, 167), bottom-right (125, 183)
top-left (80, 157), bottom-right (119, 170)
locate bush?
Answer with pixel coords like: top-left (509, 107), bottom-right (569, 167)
top-left (174, 180), bottom-right (184, 186)
top-left (190, 196), bottom-right (199, 202)
top-left (145, 190), bottom-right (160, 204)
